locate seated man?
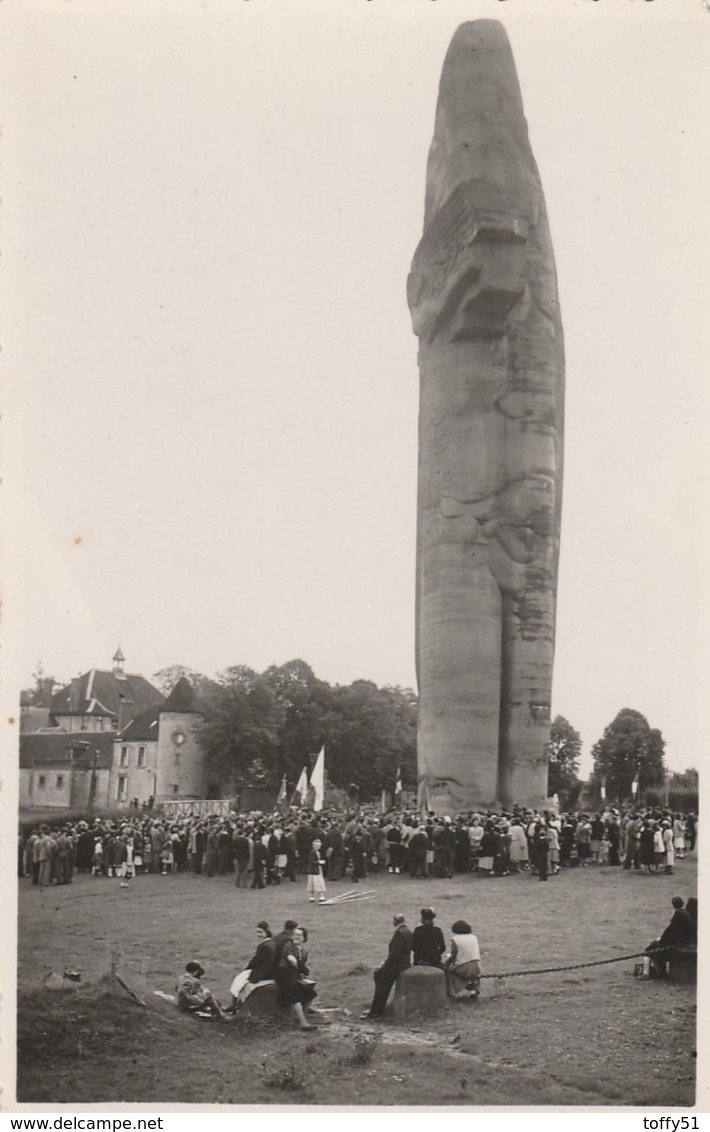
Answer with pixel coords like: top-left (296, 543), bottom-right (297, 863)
top-left (361, 913), bottom-right (412, 1020)
top-left (175, 961), bottom-right (223, 1017)
top-left (647, 896), bottom-right (695, 977)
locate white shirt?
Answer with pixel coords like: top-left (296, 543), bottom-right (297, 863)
top-left (450, 932), bottom-right (480, 964)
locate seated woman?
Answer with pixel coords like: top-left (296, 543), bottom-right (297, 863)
top-left (444, 920), bottom-right (481, 1000)
top-left (412, 907), bottom-right (446, 967)
top-left (176, 961), bottom-right (224, 1017)
top-left (227, 920), bottom-right (278, 1009)
top-left (275, 926), bottom-right (318, 1031)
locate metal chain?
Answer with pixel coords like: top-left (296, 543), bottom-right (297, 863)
top-left (481, 944), bottom-right (682, 980)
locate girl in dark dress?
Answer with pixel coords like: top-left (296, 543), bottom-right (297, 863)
top-left (227, 921), bottom-right (277, 1009)
top-left (275, 927), bottom-right (317, 1030)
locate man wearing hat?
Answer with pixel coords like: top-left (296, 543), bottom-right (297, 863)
top-left (361, 913), bottom-right (413, 1020)
top-left (412, 908), bottom-right (446, 967)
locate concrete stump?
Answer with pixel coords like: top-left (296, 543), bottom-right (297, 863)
top-left (668, 947), bottom-right (696, 985)
top-left (239, 982), bottom-right (290, 1021)
top-left (390, 965), bottom-right (448, 1022)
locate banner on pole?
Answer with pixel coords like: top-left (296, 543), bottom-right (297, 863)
top-left (310, 747), bottom-right (325, 812)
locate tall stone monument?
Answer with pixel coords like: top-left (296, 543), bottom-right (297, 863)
top-left (407, 21), bottom-right (564, 814)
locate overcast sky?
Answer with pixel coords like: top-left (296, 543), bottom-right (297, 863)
top-left (3, 0), bottom-right (709, 779)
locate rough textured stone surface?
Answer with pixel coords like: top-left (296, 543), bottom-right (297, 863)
top-left (390, 966), bottom-right (448, 1023)
top-left (239, 983), bottom-right (290, 1020)
top-left (408, 20), bottom-right (564, 814)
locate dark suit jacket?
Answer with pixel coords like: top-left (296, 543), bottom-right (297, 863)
top-left (383, 924), bottom-right (413, 973)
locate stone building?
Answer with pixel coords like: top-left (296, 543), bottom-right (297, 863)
top-left (19, 733), bottom-right (114, 812)
top-left (109, 677), bottom-right (205, 809)
top-left (19, 654), bottom-right (205, 814)
top-left (49, 648), bottom-right (164, 733)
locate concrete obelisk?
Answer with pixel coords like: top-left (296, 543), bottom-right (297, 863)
top-left (408, 21), bottom-right (564, 813)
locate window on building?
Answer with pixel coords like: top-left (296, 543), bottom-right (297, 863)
top-left (56, 775), bottom-right (64, 788)
top-left (117, 776), bottom-right (127, 801)
top-left (174, 751), bottom-right (181, 765)
top-left (137, 747), bottom-right (146, 768)
top-left (172, 785), bottom-right (179, 795)
top-left (38, 775), bottom-right (46, 788)
top-left (120, 746), bottom-right (129, 767)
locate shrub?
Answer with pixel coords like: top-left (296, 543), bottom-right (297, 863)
top-left (346, 1031), bottom-right (381, 1066)
top-left (261, 1055), bottom-right (307, 1092)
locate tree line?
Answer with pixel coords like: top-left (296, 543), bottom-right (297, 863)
top-left (153, 659), bottom-right (418, 802)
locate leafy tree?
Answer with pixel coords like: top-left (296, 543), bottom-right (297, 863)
top-left (590, 708), bottom-right (666, 803)
top-left (324, 681), bottom-right (417, 799)
top-left (194, 658), bottom-right (418, 802)
top-left (152, 664), bottom-right (210, 697)
top-left (198, 665), bottom-right (283, 793)
top-left (667, 767), bottom-right (699, 812)
top-left (546, 715), bottom-right (582, 806)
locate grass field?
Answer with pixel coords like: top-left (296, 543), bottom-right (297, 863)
top-left (16, 856), bottom-right (698, 1107)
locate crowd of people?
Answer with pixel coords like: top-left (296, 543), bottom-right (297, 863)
top-left (19, 803), bottom-right (697, 890)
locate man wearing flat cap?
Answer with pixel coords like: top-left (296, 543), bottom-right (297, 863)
top-left (361, 913), bottom-right (412, 1020)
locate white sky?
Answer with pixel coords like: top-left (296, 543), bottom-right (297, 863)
top-left (2, 0), bottom-right (709, 780)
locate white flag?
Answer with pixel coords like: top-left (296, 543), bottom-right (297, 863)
top-left (293, 766), bottom-right (308, 804)
top-left (310, 747), bottom-right (325, 812)
top-left (276, 774), bottom-right (287, 807)
top-left (395, 767), bottom-right (403, 796)
top-left (631, 773), bottom-right (639, 796)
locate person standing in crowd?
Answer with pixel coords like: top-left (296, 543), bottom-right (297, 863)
top-left (662, 821), bottom-right (675, 875)
top-left (412, 907), bottom-right (446, 967)
top-left (251, 832), bottom-right (267, 889)
top-left (232, 824), bottom-right (250, 888)
top-left (217, 825), bottom-right (232, 875)
top-left (325, 822), bottom-right (345, 881)
top-left (639, 820), bottom-right (656, 874)
top-left (348, 829), bottom-right (368, 885)
top-left (477, 822), bottom-right (497, 877)
top-left (454, 820), bottom-right (470, 874)
top-left (433, 819), bottom-right (455, 878)
top-left (36, 827), bottom-right (54, 888)
top-left (386, 820), bottom-right (403, 874)
top-left (673, 814), bottom-right (687, 860)
top-left (508, 819), bottom-right (528, 873)
top-left (468, 817), bottom-right (484, 871)
top-left (533, 825), bottom-right (549, 882)
top-left (307, 838), bottom-right (327, 903)
top-left (361, 913), bottom-right (412, 1021)
top-left (686, 813), bottom-right (697, 853)
top-left (150, 824), bottom-right (164, 874)
top-left (408, 826), bottom-right (430, 879)
top-left (590, 814), bottom-right (605, 863)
